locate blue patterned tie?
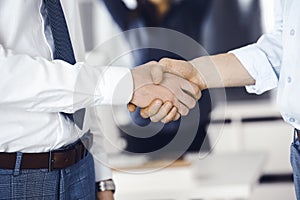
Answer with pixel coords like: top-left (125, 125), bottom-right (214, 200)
top-left (45, 0), bottom-right (85, 129)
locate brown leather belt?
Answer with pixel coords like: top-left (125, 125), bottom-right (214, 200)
top-left (0, 140), bottom-right (88, 171)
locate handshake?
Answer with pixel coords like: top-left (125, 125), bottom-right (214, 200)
top-left (128, 53), bottom-right (251, 123)
top-left (129, 58), bottom-right (207, 124)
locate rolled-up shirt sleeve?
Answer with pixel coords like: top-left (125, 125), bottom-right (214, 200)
top-left (230, 39), bottom-right (279, 94)
top-left (230, 0), bottom-right (283, 95)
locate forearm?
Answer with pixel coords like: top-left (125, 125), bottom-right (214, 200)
top-left (190, 53), bottom-right (255, 89)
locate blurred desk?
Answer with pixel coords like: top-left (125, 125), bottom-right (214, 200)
top-left (113, 152), bottom-right (265, 200)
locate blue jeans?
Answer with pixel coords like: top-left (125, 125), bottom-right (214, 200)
top-left (291, 129), bottom-right (300, 200)
top-left (0, 152), bottom-right (95, 200)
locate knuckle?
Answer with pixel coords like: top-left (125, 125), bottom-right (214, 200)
top-left (161, 117), bottom-right (169, 124)
top-left (150, 116), bottom-right (160, 123)
top-left (163, 114), bottom-right (174, 124)
top-left (180, 106), bottom-right (189, 116)
top-left (182, 110), bottom-right (189, 116)
top-left (140, 110), bottom-right (149, 118)
top-left (175, 113), bottom-right (181, 121)
top-left (189, 85), bottom-right (199, 96)
top-left (149, 106), bottom-right (159, 116)
top-left (159, 58), bottom-right (169, 63)
top-left (148, 61), bottom-right (157, 65)
top-left (189, 99), bottom-right (197, 109)
top-left (161, 106), bottom-right (169, 114)
top-left (149, 109), bottom-right (157, 116)
top-left (159, 58), bottom-right (172, 66)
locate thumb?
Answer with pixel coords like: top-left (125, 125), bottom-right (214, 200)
top-left (159, 58), bottom-right (204, 89)
top-left (127, 103), bottom-right (137, 112)
top-left (159, 58), bottom-right (193, 80)
top-left (151, 58), bottom-right (184, 84)
top-left (150, 64), bottom-right (164, 84)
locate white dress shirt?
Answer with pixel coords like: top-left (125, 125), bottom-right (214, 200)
top-left (0, 0), bottom-right (133, 181)
top-left (231, 0), bottom-right (300, 129)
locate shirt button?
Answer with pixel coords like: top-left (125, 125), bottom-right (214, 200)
top-left (287, 76), bottom-right (292, 83)
top-left (290, 29), bottom-right (295, 36)
top-left (290, 118), bottom-right (295, 123)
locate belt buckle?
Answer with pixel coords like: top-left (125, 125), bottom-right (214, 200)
top-left (48, 151), bottom-right (54, 172)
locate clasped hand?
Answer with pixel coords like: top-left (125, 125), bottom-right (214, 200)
top-left (129, 59), bottom-right (203, 123)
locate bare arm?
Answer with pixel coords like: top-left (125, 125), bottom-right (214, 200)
top-left (139, 53), bottom-right (255, 122)
top-left (159, 53), bottom-right (255, 90)
top-left (130, 53), bottom-right (255, 123)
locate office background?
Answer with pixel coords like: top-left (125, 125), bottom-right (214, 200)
top-left (79, 0), bottom-right (295, 199)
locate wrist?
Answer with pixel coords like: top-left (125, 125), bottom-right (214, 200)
top-left (188, 59), bottom-right (208, 90)
top-left (97, 190), bottom-right (114, 200)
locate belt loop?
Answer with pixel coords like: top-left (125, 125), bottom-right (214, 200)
top-left (48, 151), bottom-right (54, 172)
top-left (13, 152), bottom-right (23, 176)
top-left (75, 145), bottom-right (79, 163)
top-left (83, 145), bottom-right (87, 158)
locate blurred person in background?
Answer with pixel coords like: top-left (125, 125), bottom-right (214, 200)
top-left (102, 0), bottom-right (262, 156)
top-left (102, 0), bottom-right (213, 155)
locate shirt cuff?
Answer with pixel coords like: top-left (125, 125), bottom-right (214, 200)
top-left (230, 45), bottom-right (278, 95)
top-left (96, 67), bottom-right (133, 105)
top-left (93, 153), bottom-right (113, 182)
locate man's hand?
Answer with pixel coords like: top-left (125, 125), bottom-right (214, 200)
top-left (130, 84), bottom-right (187, 122)
top-left (160, 73), bottom-right (201, 107)
top-left (158, 58), bottom-right (206, 90)
top-left (136, 73), bottom-right (202, 122)
top-left (97, 191), bottom-right (114, 200)
top-left (130, 58), bottom-right (204, 123)
top-left (138, 54), bottom-right (256, 123)
top-left (130, 61), bottom-right (201, 122)
top-left (130, 61), bottom-right (163, 91)
top-left (140, 99), bottom-right (181, 123)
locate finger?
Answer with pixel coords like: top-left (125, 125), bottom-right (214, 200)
top-left (195, 89), bottom-right (202, 100)
top-left (173, 112), bottom-right (181, 121)
top-left (181, 81), bottom-right (202, 100)
top-left (176, 89), bottom-right (197, 109)
top-left (140, 99), bottom-right (163, 118)
top-left (177, 103), bottom-right (189, 116)
top-left (159, 58), bottom-right (203, 88)
top-left (161, 106), bottom-right (178, 124)
top-left (127, 103), bottom-right (136, 112)
top-left (150, 64), bottom-right (164, 84)
top-left (172, 96), bottom-right (190, 116)
top-left (150, 101), bottom-right (173, 122)
top-left (159, 58), bottom-right (194, 80)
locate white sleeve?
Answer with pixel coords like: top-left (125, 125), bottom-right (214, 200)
top-left (0, 45), bottom-right (133, 113)
top-left (92, 137), bottom-right (113, 182)
top-left (91, 135), bottom-right (113, 182)
top-left (230, 0), bottom-right (283, 94)
top-left (87, 108), bottom-right (113, 181)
